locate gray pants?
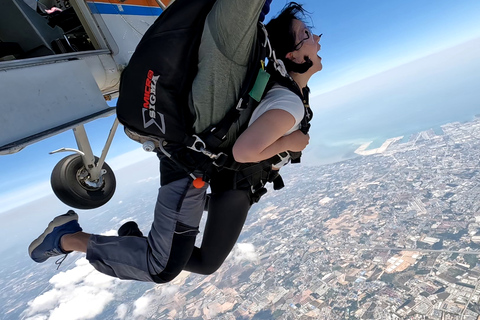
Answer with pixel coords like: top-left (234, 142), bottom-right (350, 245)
top-left (86, 0), bottom-right (265, 282)
top-left (87, 178), bottom-right (206, 281)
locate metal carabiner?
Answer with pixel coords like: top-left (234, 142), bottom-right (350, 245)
top-left (187, 135), bottom-right (207, 153)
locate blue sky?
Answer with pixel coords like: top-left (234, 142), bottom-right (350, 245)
top-left (1, 0), bottom-right (480, 213)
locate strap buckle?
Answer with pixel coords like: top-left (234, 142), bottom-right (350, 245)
top-left (236, 97), bottom-right (245, 110)
top-left (250, 185), bottom-right (267, 203)
top-left (187, 135), bottom-right (226, 161)
top-left (213, 152), bottom-right (228, 167)
top-left (251, 180), bottom-right (265, 195)
top-left (187, 135), bottom-right (206, 152)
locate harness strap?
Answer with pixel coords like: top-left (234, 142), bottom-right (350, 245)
top-left (300, 86), bottom-right (313, 134)
top-left (268, 170), bottom-right (285, 190)
top-left (250, 187), bottom-right (268, 203)
top-left (226, 156), bottom-right (286, 202)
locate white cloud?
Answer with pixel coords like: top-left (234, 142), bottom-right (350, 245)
top-left (101, 229), bottom-right (118, 236)
top-left (133, 295), bottom-right (153, 318)
top-left (118, 217), bottom-right (137, 227)
top-left (48, 286), bottom-right (114, 320)
top-left (24, 258), bottom-right (124, 320)
top-left (115, 304), bottom-right (128, 320)
top-left (24, 316), bottom-right (48, 320)
top-left (233, 243), bottom-right (259, 263)
top-left (129, 286), bottom-right (179, 319)
top-left (26, 289), bottom-right (63, 314)
top-left (161, 286), bottom-right (179, 299)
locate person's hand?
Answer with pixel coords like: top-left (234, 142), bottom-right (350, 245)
top-left (284, 130), bottom-right (310, 152)
top-left (259, 0), bottom-right (272, 22)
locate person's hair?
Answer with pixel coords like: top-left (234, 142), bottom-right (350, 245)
top-left (265, 2), bottom-right (313, 74)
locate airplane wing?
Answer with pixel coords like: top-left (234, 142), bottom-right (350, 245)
top-left (0, 0), bottom-right (176, 208)
top-left (0, 56), bottom-right (115, 155)
top-left (0, 0), bottom-right (175, 154)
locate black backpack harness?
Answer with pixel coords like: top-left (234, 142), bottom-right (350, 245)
top-left (117, 0), bottom-right (313, 201)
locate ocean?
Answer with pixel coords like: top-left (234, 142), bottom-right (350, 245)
top-left (305, 38), bottom-right (480, 165)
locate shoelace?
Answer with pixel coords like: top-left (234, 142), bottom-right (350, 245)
top-left (45, 248), bottom-right (63, 257)
top-left (55, 254), bottom-right (69, 270)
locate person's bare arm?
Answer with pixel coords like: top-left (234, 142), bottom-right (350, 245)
top-left (232, 109), bottom-right (310, 163)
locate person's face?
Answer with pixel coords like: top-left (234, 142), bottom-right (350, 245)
top-left (287, 19), bottom-right (322, 73)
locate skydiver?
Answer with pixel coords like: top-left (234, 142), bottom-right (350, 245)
top-left (29, 0), bottom-right (322, 282)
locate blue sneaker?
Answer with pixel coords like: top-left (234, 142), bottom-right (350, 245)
top-left (29, 210), bottom-right (82, 263)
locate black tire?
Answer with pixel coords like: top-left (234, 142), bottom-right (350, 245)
top-left (51, 155), bottom-right (116, 209)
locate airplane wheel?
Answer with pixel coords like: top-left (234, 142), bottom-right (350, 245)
top-left (51, 155), bottom-right (116, 209)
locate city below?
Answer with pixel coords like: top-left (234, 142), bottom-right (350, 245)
top-left (144, 116), bottom-right (480, 320)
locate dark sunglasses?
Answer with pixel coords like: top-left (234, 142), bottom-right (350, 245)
top-left (294, 29), bottom-right (322, 51)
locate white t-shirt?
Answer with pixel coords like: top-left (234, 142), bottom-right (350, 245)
top-left (249, 84), bottom-right (304, 132)
top-left (248, 84), bottom-right (305, 169)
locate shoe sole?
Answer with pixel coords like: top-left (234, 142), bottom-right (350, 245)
top-left (28, 210), bottom-right (78, 257)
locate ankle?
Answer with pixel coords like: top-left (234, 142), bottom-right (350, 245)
top-left (60, 233), bottom-right (73, 252)
top-left (62, 232), bottom-right (90, 253)
top-left (60, 231), bottom-right (84, 252)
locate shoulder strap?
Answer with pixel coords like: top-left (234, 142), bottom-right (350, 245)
top-left (300, 86), bottom-right (313, 134)
top-left (260, 73), bottom-right (313, 165)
